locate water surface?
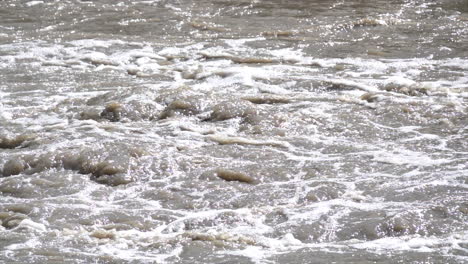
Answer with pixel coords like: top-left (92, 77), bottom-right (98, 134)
top-left (1, 0), bottom-right (467, 263)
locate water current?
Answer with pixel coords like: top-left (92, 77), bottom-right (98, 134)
top-left (1, 0), bottom-right (467, 263)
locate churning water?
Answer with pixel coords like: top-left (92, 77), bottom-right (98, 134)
top-left (1, 0), bottom-right (467, 263)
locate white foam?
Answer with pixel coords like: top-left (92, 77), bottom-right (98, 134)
top-left (326, 78), bottom-right (380, 92)
top-left (15, 219), bottom-right (47, 232)
top-left (350, 232), bottom-right (468, 255)
top-left (371, 149), bottom-right (451, 166)
top-left (383, 76), bottom-right (417, 87)
top-left (70, 39), bottom-right (127, 48)
top-left (223, 246), bottom-right (275, 264)
top-left (25, 1), bottom-right (43, 7)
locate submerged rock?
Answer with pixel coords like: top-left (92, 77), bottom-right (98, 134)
top-left (305, 186), bottom-right (343, 202)
top-left (190, 21), bottom-right (227, 32)
top-left (159, 98), bottom-right (202, 119)
top-left (0, 212), bottom-right (28, 229)
top-left (360, 92), bottom-right (380, 103)
top-left (100, 102), bottom-right (123, 122)
top-left (75, 149), bottom-right (139, 186)
top-left (383, 78), bottom-right (430, 96)
top-left (208, 134), bottom-right (288, 148)
top-left (89, 161), bottom-right (125, 177)
top-left (0, 134), bottom-right (36, 149)
top-left (82, 88), bottom-right (161, 122)
top-left (90, 229), bottom-right (116, 240)
top-left (1, 145), bottom-right (146, 186)
top-left (87, 161), bottom-right (132, 186)
top-left (215, 169), bottom-right (255, 184)
top-left (199, 52), bottom-right (279, 64)
top-left (262, 30), bottom-right (294, 37)
top-left (230, 57), bottom-right (277, 64)
top-left (92, 173), bottom-right (133, 186)
top-left (2, 159), bottom-right (26, 177)
top-left (183, 231), bottom-right (256, 247)
top-left (207, 100), bottom-right (258, 123)
top-left (79, 108), bottom-right (102, 121)
top-left (81, 100), bottom-right (160, 122)
top-left (242, 95), bottom-right (292, 105)
top-left (353, 18), bottom-right (387, 28)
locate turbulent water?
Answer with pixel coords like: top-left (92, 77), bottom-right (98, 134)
top-left (0, 0), bottom-right (467, 263)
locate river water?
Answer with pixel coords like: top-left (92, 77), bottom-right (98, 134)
top-left (0, 0), bottom-right (467, 263)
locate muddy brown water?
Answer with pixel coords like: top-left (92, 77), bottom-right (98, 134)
top-left (1, 0), bottom-right (467, 263)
